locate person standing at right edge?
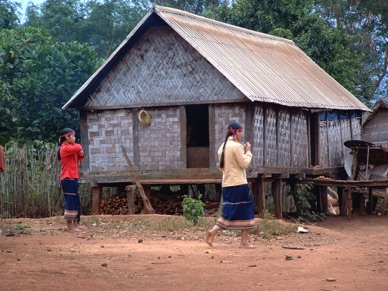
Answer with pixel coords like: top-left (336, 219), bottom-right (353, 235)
top-left (206, 122), bottom-right (255, 248)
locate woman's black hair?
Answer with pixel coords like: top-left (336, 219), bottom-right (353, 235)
top-left (57, 128), bottom-right (75, 160)
top-left (219, 122), bottom-right (243, 169)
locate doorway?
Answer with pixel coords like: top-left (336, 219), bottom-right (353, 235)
top-left (186, 105), bottom-right (209, 168)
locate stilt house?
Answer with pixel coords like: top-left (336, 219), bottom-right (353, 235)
top-left (62, 5), bottom-right (370, 217)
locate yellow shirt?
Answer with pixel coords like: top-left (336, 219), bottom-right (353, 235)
top-left (217, 137), bottom-right (253, 187)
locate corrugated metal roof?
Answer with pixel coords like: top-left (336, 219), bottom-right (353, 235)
top-left (63, 5), bottom-right (370, 112)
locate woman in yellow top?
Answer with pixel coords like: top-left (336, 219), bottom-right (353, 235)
top-left (206, 122), bottom-right (255, 248)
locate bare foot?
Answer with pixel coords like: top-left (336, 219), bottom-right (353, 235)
top-left (68, 227), bottom-right (82, 233)
top-left (239, 243), bottom-right (255, 249)
top-left (206, 230), bottom-right (215, 247)
top-left (76, 225), bottom-right (87, 230)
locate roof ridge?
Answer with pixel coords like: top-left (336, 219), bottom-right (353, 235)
top-left (154, 5), bottom-right (295, 46)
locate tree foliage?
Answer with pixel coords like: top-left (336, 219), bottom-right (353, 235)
top-left (0, 0), bottom-right (20, 29)
top-left (0, 26), bottom-right (101, 144)
top-left (24, 0), bottom-right (151, 59)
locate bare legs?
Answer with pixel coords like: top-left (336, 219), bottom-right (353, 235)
top-left (206, 226), bottom-right (255, 248)
top-left (239, 230), bottom-right (255, 248)
top-left (67, 220), bottom-right (82, 232)
top-left (206, 225), bottom-right (221, 246)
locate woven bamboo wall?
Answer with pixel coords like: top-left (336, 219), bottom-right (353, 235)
top-left (277, 108), bottom-right (291, 167)
top-left (253, 106), bottom-right (264, 166)
top-left (319, 114), bottom-right (361, 167)
top-left (363, 109), bottom-right (388, 142)
top-left (264, 107), bottom-right (277, 166)
top-left (85, 26), bottom-right (244, 109)
top-left (213, 104), bottom-right (246, 162)
top-left (87, 109), bottom-right (134, 171)
top-left (137, 107), bottom-right (184, 170)
top-left (86, 107), bottom-right (184, 172)
top-left (319, 121), bottom-right (329, 166)
top-left (290, 110), bottom-right (308, 167)
top-left (252, 105), bottom-right (308, 167)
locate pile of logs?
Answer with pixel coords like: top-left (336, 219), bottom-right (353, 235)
top-left (99, 191), bottom-right (184, 215)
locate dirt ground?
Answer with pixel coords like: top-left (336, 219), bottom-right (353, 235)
top-left (1, 214), bottom-right (388, 291)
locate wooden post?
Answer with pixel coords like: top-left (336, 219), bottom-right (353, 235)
top-left (126, 185), bottom-right (136, 214)
top-left (315, 186), bottom-right (328, 214)
top-left (252, 175), bottom-right (265, 216)
top-left (121, 145), bottom-right (155, 214)
top-left (140, 185), bottom-right (152, 214)
top-left (368, 187), bottom-right (373, 214)
top-left (272, 175), bottom-right (282, 219)
top-left (91, 186), bottom-right (102, 214)
top-left (346, 186), bottom-right (352, 219)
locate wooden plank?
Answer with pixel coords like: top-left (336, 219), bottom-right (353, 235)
top-left (91, 186), bottom-right (102, 214)
top-left (126, 185), bottom-right (136, 215)
top-left (252, 175), bottom-right (265, 216)
top-left (272, 175), bottom-right (282, 219)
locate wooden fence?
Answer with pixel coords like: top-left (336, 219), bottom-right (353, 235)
top-left (0, 143), bottom-right (91, 218)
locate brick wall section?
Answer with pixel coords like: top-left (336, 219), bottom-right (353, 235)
top-left (138, 107), bottom-right (183, 170)
top-left (87, 110), bottom-right (133, 172)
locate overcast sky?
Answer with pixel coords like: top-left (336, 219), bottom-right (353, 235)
top-left (17, 0), bottom-right (46, 20)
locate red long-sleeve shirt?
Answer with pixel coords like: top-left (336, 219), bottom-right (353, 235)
top-left (60, 143), bottom-right (84, 180)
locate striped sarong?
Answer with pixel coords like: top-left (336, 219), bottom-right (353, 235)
top-left (216, 184), bottom-right (255, 230)
top-left (61, 179), bottom-right (80, 222)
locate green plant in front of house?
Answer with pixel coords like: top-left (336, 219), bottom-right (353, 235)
top-left (296, 182), bottom-right (326, 223)
top-left (182, 194), bottom-right (205, 226)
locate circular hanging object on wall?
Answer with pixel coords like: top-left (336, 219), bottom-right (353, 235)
top-left (138, 109), bottom-right (152, 126)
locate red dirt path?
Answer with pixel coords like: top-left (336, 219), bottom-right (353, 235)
top-left (1, 215), bottom-right (388, 291)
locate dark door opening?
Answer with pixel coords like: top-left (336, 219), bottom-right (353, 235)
top-left (186, 105), bottom-right (209, 168)
top-left (309, 113), bottom-right (319, 167)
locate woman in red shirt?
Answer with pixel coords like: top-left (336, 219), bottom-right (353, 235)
top-left (58, 128), bottom-right (84, 232)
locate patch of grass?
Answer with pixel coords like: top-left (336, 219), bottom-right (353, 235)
top-left (13, 223), bottom-right (32, 234)
top-left (253, 212), bottom-right (297, 239)
top-left (123, 218), bottom-right (153, 230)
top-left (157, 217), bottom-right (192, 231)
top-left (89, 215), bottom-right (101, 226)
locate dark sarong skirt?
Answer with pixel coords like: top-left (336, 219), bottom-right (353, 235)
top-left (216, 184), bottom-right (255, 230)
top-left (61, 179), bottom-right (80, 222)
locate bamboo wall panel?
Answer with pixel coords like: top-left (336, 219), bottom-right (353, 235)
top-left (213, 104), bottom-right (246, 163)
top-left (329, 120), bottom-right (343, 167)
top-left (352, 116), bottom-right (362, 140)
top-left (319, 121), bottom-right (329, 166)
top-left (363, 110), bottom-right (388, 143)
top-left (340, 117), bottom-right (352, 159)
top-left (277, 108), bottom-right (291, 167)
top-left (264, 107), bottom-right (277, 166)
top-left (137, 107), bottom-right (184, 170)
top-left (253, 106), bottom-right (264, 166)
top-left (87, 109), bottom-right (133, 172)
top-left (85, 26), bottom-right (245, 109)
top-left (290, 110), bottom-right (308, 167)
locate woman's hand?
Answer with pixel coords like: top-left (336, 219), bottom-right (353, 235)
top-left (244, 142), bottom-right (251, 152)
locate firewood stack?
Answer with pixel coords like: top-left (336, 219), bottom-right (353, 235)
top-left (99, 191), bottom-right (184, 215)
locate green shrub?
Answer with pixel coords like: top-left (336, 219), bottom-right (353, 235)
top-left (182, 195), bottom-right (205, 226)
